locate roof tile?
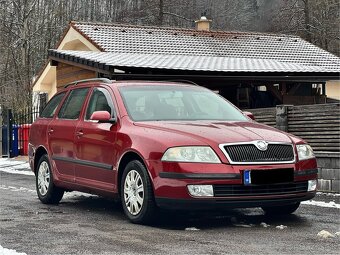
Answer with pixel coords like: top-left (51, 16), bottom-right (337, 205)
top-left (50, 50), bottom-right (332, 73)
top-left (56, 22), bottom-right (340, 73)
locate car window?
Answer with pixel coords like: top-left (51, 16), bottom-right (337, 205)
top-left (191, 94), bottom-right (222, 119)
top-left (119, 85), bottom-right (248, 121)
top-left (85, 87), bottom-right (115, 120)
top-left (40, 92), bottom-right (66, 118)
top-left (58, 88), bottom-right (89, 119)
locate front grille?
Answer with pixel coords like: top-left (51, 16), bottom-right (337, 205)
top-left (214, 182), bottom-right (308, 197)
top-left (222, 144), bottom-right (294, 163)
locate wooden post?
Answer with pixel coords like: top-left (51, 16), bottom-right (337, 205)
top-left (8, 109), bottom-right (13, 158)
top-left (276, 105), bottom-right (289, 132)
top-left (322, 83), bottom-right (326, 96)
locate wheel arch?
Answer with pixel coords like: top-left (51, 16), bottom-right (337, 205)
top-left (34, 146), bottom-right (49, 174)
top-left (117, 150), bottom-right (153, 196)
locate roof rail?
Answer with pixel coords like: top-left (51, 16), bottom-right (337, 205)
top-left (164, 79), bottom-right (199, 86)
top-left (64, 78), bottom-right (112, 88)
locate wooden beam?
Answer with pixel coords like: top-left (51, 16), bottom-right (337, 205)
top-left (266, 84), bottom-right (283, 102)
top-left (288, 84), bottom-right (302, 95)
top-left (322, 82), bottom-right (326, 96)
top-left (49, 56), bottom-right (112, 75)
top-left (281, 82), bottom-right (287, 95)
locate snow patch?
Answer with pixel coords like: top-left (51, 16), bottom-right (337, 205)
top-left (301, 200), bottom-right (340, 209)
top-left (63, 192), bottom-right (97, 198)
top-left (316, 192), bottom-right (340, 197)
top-left (0, 168), bottom-right (34, 176)
top-left (0, 159), bottom-right (32, 176)
top-left (260, 222), bottom-right (270, 228)
top-left (0, 185), bottom-right (35, 193)
top-left (0, 245), bottom-right (26, 255)
top-left (0, 185), bottom-right (96, 199)
top-left (276, 225), bottom-right (287, 230)
top-left (317, 230), bottom-right (335, 239)
top-left (233, 224), bottom-right (253, 228)
top-left (185, 227), bottom-right (200, 231)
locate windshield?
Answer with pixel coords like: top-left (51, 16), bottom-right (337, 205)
top-left (119, 85), bottom-right (248, 122)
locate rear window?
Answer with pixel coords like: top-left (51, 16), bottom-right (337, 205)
top-left (40, 92), bottom-right (66, 118)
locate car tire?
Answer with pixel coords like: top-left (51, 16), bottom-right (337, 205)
top-left (121, 160), bottom-right (157, 224)
top-left (36, 154), bottom-right (64, 204)
top-left (262, 202), bottom-right (300, 215)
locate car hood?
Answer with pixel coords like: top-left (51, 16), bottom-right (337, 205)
top-left (134, 121), bottom-right (298, 145)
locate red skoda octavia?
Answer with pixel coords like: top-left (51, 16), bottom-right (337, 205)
top-left (29, 79), bottom-right (317, 223)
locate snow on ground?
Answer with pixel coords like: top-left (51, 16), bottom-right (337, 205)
top-left (0, 159), bottom-right (33, 176)
top-left (317, 192), bottom-right (340, 197)
top-left (0, 168), bottom-right (34, 176)
top-left (301, 200), bottom-right (340, 209)
top-left (0, 184), bottom-right (95, 199)
top-left (0, 185), bottom-right (35, 193)
top-left (0, 245), bottom-right (26, 255)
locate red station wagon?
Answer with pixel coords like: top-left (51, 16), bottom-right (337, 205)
top-left (29, 79), bottom-right (317, 223)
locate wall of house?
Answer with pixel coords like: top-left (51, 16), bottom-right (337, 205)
top-left (33, 26), bottom-right (101, 98)
top-left (326, 80), bottom-right (340, 100)
top-left (33, 65), bottom-right (57, 99)
top-left (56, 63), bottom-right (96, 89)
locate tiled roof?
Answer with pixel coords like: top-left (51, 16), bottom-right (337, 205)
top-left (69, 22), bottom-right (340, 73)
top-left (49, 50), bottom-right (330, 73)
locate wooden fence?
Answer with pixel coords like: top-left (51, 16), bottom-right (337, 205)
top-left (248, 103), bottom-right (340, 152)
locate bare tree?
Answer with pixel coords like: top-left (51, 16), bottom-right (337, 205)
top-left (0, 0), bottom-right (338, 109)
top-left (272, 0), bottom-right (339, 55)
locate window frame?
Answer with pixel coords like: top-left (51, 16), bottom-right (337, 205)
top-left (84, 86), bottom-right (117, 122)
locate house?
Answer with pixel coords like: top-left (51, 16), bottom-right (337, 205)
top-left (33, 17), bottom-right (340, 108)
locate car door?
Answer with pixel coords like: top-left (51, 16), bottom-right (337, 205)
top-left (48, 87), bottom-right (90, 183)
top-left (74, 87), bottom-right (118, 191)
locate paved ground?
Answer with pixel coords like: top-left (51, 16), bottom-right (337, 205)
top-left (0, 159), bottom-right (339, 255)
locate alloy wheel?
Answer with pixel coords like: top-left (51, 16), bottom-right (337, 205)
top-left (123, 170), bottom-right (144, 215)
top-left (37, 161), bottom-right (50, 196)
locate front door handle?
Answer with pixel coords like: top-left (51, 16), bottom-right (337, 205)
top-left (76, 131), bottom-right (84, 137)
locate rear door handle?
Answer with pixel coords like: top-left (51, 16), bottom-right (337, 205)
top-left (48, 128), bottom-right (54, 135)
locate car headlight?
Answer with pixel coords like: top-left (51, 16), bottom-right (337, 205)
top-left (161, 146), bottom-right (221, 163)
top-left (296, 144), bottom-right (315, 161)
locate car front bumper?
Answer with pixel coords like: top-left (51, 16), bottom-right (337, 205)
top-left (155, 192), bottom-right (316, 210)
top-left (148, 159), bottom-right (318, 210)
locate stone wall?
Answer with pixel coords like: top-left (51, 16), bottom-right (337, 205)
top-left (316, 152), bottom-right (340, 193)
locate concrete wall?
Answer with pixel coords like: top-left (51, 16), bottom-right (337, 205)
top-left (316, 152), bottom-right (340, 193)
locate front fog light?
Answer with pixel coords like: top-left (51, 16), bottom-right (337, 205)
top-left (308, 180), bottom-right (317, 191)
top-left (187, 185), bottom-right (213, 197)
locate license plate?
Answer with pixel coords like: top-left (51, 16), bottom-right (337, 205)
top-left (244, 170), bottom-right (251, 185)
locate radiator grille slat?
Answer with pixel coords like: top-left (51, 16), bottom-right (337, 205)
top-left (214, 182), bottom-right (308, 197)
top-left (223, 144), bottom-right (294, 163)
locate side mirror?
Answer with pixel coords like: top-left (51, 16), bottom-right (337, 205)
top-left (243, 111), bottom-right (255, 120)
top-left (90, 111), bottom-right (116, 123)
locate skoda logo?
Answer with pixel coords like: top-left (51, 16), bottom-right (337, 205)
top-left (255, 141), bottom-right (268, 151)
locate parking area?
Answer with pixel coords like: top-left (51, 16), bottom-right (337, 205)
top-left (0, 163), bottom-right (339, 255)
